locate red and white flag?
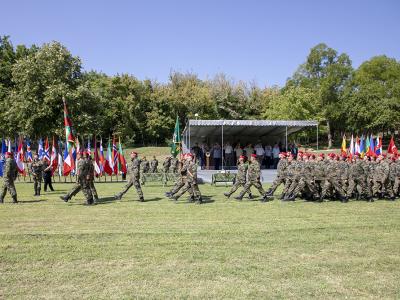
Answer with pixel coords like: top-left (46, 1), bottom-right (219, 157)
top-left (16, 138), bottom-right (25, 175)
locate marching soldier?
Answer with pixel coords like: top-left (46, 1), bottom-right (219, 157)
top-left (235, 154), bottom-right (268, 201)
top-left (223, 155), bottom-right (253, 199)
top-left (0, 152), bottom-right (18, 204)
top-left (86, 154), bottom-right (99, 203)
top-left (320, 153), bottom-right (348, 202)
top-left (163, 156), bottom-right (171, 173)
top-left (115, 151), bottom-right (144, 202)
top-left (169, 156), bottom-right (179, 173)
top-left (165, 155), bottom-right (195, 201)
top-left (264, 152), bottom-right (288, 199)
top-left (150, 156), bottom-right (158, 173)
top-left (31, 154), bottom-right (43, 196)
top-left (59, 152), bottom-right (94, 204)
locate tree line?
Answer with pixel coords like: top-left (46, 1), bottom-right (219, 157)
top-left (0, 36), bottom-right (399, 147)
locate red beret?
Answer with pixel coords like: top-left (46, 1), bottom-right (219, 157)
top-left (239, 155), bottom-right (246, 159)
top-left (130, 151), bottom-right (138, 155)
top-left (5, 152), bottom-right (12, 156)
top-left (251, 154), bottom-right (257, 158)
top-left (279, 152), bottom-right (286, 157)
top-left (319, 153), bottom-right (325, 158)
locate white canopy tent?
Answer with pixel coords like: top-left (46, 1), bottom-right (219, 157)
top-left (181, 119), bottom-right (319, 169)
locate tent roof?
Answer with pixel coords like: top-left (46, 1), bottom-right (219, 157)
top-left (182, 119), bottom-right (318, 139)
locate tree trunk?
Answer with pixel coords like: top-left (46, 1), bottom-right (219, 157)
top-left (327, 120), bottom-right (332, 149)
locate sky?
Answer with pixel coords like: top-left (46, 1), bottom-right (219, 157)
top-left (1, 0), bottom-right (399, 87)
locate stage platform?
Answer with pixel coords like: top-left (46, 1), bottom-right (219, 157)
top-left (197, 169), bottom-right (278, 184)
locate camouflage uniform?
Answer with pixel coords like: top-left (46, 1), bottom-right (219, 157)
top-left (236, 160), bottom-right (265, 199)
top-left (224, 161), bottom-right (252, 198)
top-left (140, 158), bottom-right (149, 184)
top-left (388, 160), bottom-right (397, 200)
top-left (337, 159), bottom-right (349, 196)
top-left (87, 157), bottom-right (99, 203)
top-left (286, 160), bottom-right (319, 200)
top-left (163, 157), bottom-right (171, 173)
top-left (31, 159), bottom-right (44, 196)
top-left (313, 159), bottom-right (326, 198)
top-left (173, 161), bottom-right (202, 203)
top-left (116, 157), bottom-right (144, 201)
top-left (282, 161), bottom-right (296, 197)
top-left (167, 160), bottom-right (193, 198)
top-left (150, 158), bottom-right (158, 173)
top-left (393, 160), bottom-right (400, 197)
top-left (372, 159), bottom-right (390, 198)
top-left (0, 157), bottom-right (18, 203)
top-left (61, 158), bottom-right (91, 203)
top-left (321, 160), bottom-right (347, 201)
top-left (266, 158), bottom-right (288, 196)
top-left (169, 157), bottom-right (179, 173)
top-left (347, 160), bottom-right (368, 199)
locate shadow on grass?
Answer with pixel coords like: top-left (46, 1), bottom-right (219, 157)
top-left (21, 199), bottom-right (48, 203)
top-left (144, 197), bottom-right (163, 202)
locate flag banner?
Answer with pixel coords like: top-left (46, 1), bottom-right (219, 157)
top-left (50, 136), bottom-right (58, 175)
top-left (349, 135), bottom-right (354, 157)
top-left (112, 137), bottom-right (118, 175)
top-left (16, 138), bottom-right (25, 175)
top-left (170, 116), bottom-right (181, 157)
top-left (355, 136), bottom-right (360, 155)
top-left (38, 139), bottom-right (44, 159)
top-left (99, 138), bottom-right (105, 174)
top-left (368, 135), bottom-right (375, 156)
top-left (63, 98), bottom-right (76, 149)
top-left (341, 135), bottom-right (347, 154)
top-left (104, 139), bottom-right (113, 176)
top-left (359, 135), bottom-right (365, 157)
top-left (93, 137), bottom-right (101, 175)
top-left (118, 137), bottom-right (127, 175)
top-left (388, 136), bottom-right (398, 154)
top-left (26, 139), bottom-right (33, 162)
top-left (44, 137), bottom-right (50, 161)
top-left (0, 139), bottom-right (6, 177)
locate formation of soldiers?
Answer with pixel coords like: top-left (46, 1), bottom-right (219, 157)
top-left (263, 151), bottom-right (400, 202)
top-left (2, 148), bottom-right (400, 205)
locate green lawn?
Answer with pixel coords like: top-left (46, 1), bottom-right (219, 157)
top-left (0, 182), bottom-right (399, 299)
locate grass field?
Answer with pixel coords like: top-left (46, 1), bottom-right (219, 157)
top-left (1, 182), bottom-right (399, 299)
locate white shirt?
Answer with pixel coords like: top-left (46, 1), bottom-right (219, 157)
top-left (235, 147), bottom-right (243, 156)
top-left (272, 147), bottom-right (280, 158)
top-left (255, 144), bottom-right (265, 156)
top-left (264, 146), bottom-right (272, 157)
top-left (224, 145), bottom-right (233, 154)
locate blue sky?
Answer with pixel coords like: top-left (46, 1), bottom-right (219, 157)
top-left (1, 0), bottom-right (399, 87)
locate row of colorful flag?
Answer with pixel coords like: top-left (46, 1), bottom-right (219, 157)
top-left (341, 134), bottom-right (398, 157)
top-left (0, 136), bottom-right (128, 177)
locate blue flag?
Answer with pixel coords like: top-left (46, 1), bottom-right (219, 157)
top-left (0, 139), bottom-right (6, 177)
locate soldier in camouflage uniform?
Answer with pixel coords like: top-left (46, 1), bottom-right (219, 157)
top-left (60, 152), bottom-right (94, 204)
top-left (320, 153), bottom-right (348, 202)
top-left (150, 156), bottom-right (158, 173)
top-left (313, 154), bottom-right (326, 201)
top-left (171, 154), bottom-right (202, 204)
top-left (115, 151), bottom-right (144, 202)
top-left (235, 154), bottom-right (268, 201)
top-left (163, 156), bottom-right (171, 173)
top-left (140, 156), bottom-right (150, 185)
top-left (0, 152), bottom-right (18, 203)
top-left (392, 156), bottom-right (400, 198)
top-left (347, 154), bottom-right (368, 200)
top-left (86, 154), bottom-right (99, 203)
top-left (264, 152), bottom-right (288, 198)
top-left (166, 155), bottom-right (194, 201)
top-left (388, 156), bottom-right (397, 200)
top-left (338, 154), bottom-right (349, 196)
top-left (371, 155), bottom-right (390, 199)
top-left (169, 156), bottom-right (179, 174)
top-left (31, 154), bottom-right (43, 196)
top-left (223, 155), bottom-right (253, 199)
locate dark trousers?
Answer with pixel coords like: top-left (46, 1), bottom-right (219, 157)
top-left (44, 176), bottom-right (54, 192)
top-left (265, 156), bottom-right (272, 169)
top-left (214, 158), bottom-right (221, 170)
top-left (273, 158), bottom-right (280, 169)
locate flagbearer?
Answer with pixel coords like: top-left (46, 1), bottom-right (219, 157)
top-left (31, 154), bottom-right (44, 196)
top-left (0, 152), bottom-right (18, 204)
top-left (114, 151), bottom-right (144, 202)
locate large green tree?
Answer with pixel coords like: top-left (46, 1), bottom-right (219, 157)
top-left (287, 43), bottom-right (353, 147)
top-left (342, 55), bottom-right (400, 133)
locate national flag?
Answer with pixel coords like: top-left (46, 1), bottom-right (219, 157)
top-left (63, 145), bottom-right (75, 176)
top-left (375, 136), bottom-right (382, 155)
top-left (349, 135), bottom-right (354, 157)
top-left (26, 139), bottom-right (33, 162)
top-left (359, 135), bottom-right (365, 158)
top-left (50, 136), bottom-right (58, 174)
top-left (104, 139), bottom-right (113, 176)
top-left (87, 137), bottom-right (92, 156)
top-left (366, 135), bottom-right (371, 155)
top-left (44, 137), bottom-right (50, 161)
top-left (75, 137), bottom-right (81, 155)
top-left (368, 135), bottom-right (375, 156)
top-left (38, 139), bottom-right (44, 159)
top-left (118, 137), bottom-right (127, 174)
top-left (112, 137), bottom-right (118, 174)
top-left (58, 152), bottom-right (63, 176)
top-left (63, 98), bottom-right (76, 148)
top-left (16, 138), bottom-right (25, 175)
top-left (0, 139), bottom-right (6, 177)
top-left (93, 137), bottom-right (101, 175)
top-left (355, 136), bottom-right (360, 155)
top-left (341, 135), bottom-right (347, 154)
top-left (99, 138), bottom-right (105, 174)
top-left (170, 116), bottom-right (181, 158)
top-left (388, 136), bottom-right (398, 154)
top-left (7, 139), bottom-right (12, 153)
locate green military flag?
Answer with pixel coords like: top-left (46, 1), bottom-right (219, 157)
top-left (170, 116), bottom-right (181, 158)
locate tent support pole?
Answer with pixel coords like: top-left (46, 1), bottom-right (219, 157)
top-left (188, 120), bottom-right (191, 152)
top-left (285, 126), bottom-right (288, 151)
top-left (316, 124), bottom-right (319, 151)
top-left (221, 122), bottom-right (224, 171)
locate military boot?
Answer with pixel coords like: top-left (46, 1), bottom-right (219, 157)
top-left (195, 197), bottom-right (203, 204)
top-left (264, 188), bottom-right (273, 197)
top-left (223, 192), bottom-right (231, 198)
top-left (114, 194), bottom-right (122, 200)
top-left (248, 193), bottom-right (253, 199)
top-left (12, 195), bottom-right (18, 204)
top-left (165, 192), bottom-right (172, 197)
top-left (282, 194), bottom-right (295, 201)
top-left (37, 189), bottom-right (41, 196)
top-left (59, 195), bottom-right (69, 202)
top-left (234, 194), bottom-right (243, 201)
top-left (139, 196), bottom-right (145, 202)
top-left (0, 197), bottom-right (3, 204)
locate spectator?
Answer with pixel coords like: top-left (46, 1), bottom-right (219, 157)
top-left (192, 143), bottom-right (201, 163)
top-left (212, 143), bottom-right (222, 170)
top-left (291, 143), bottom-right (299, 159)
top-left (264, 145), bottom-right (272, 169)
top-left (234, 143), bottom-right (243, 163)
top-left (254, 141), bottom-right (265, 168)
top-left (224, 142), bottom-right (234, 167)
top-left (272, 143), bottom-right (280, 169)
top-left (200, 142), bottom-right (209, 169)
